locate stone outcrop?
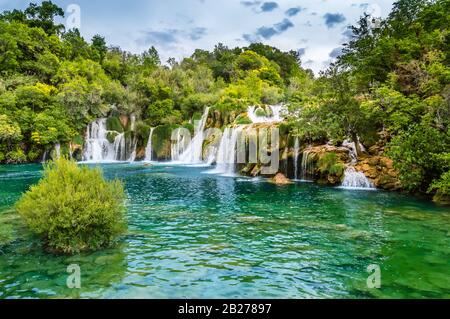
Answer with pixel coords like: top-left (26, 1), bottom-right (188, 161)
top-left (355, 156), bottom-right (401, 191)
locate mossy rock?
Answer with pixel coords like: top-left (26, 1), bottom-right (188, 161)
top-left (153, 124), bottom-right (179, 160)
top-left (72, 135), bottom-right (84, 146)
top-left (255, 107), bottom-right (267, 117)
top-left (235, 114), bottom-right (252, 125)
top-left (107, 131), bottom-right (119, 144)
top-left (106, 117), bottom-right (124, 133)
top-left (433, 192), bottom-right (450, 206)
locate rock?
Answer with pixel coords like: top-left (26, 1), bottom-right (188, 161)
top-left (355, 155), bottom-right (401, 191)
top-left (250, 164), bottom-right (262, 177)
top-left (269, 173), bottom-right (293, 185)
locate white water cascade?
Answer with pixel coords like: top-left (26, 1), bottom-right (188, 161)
top-left (84, 119), bottom-right (115, 162)
top-left (178, 107), bottom-right (210, 164)
top-left (83, 118), bottom-right (131, 162)
top-left (208, 127), bottom-right (244, 176)
top-left (54, 143), bottom-right (61, 159)
top-left (341, 167), bottom-right (375, 189)
top-left (300, 150), bottom-right (314, 181)
top-left (294, 138), bottom-right (300, 180)
top-left (145, 128), bottom-right (155, 162)
top-left (247, 104), bottom-right (286, 124)
top-left (342, 139), bottom-right (366, 164)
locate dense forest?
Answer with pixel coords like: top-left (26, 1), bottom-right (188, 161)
top-left (0, 0), bottom-right (448, 201)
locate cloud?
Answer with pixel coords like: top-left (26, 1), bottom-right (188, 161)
top-left (285, 7), bottom-right (303, 17)
top-left (297, 48), bottom-right (306, 57)
top-left (329, 47), bottom-right (343, 59)
top-left (341, 28), bottom-right (354, 41)
top-left (260, 2), bottom-right (279, 12)
top-left (243, 33), bottom-right (260, 43)
top-left (274, 18), bottom-right (294, 32)
top-left (140, 30), bottom-right (178, 46)
top-left (246, 18), bottom-right (294, 41)
top-left (139, 26), bottom-right (207, 47)
top-left (189, 27), bottom-right (207, 41)
top-left (240, 0), bottom-right (261, 7)
top-left (256, 26), bottom-right (278, 39)
top-left (323, 13), bottom-right (346, 28)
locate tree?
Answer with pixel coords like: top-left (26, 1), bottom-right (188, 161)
top-left (91, 35), bottom-right (108, 62)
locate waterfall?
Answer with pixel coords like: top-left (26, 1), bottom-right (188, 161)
top-left (41, 149), bottom-right (48, 163)
top-left (83, 118), bottom-right (129, 162)
top-left (342, 139), bottom-right (366, 164)
top-left (247, 104), bottom-right (286, 124)
top-left (294, 138), bottom-right (300, 180)
top-left (208, 127), bottom-right (243, 176)
top-left (112, 133), bottom-right (125, 161)
top-left (179, 107), bottom-right (210, 164)
top-left (145, 128), bottom-right (155, 162)
top-left (54, 143), bottom-right (61, 159)
top-left (300, 150), bottom-right (314, 180)
top-left (128, 139), bottom-right (138, 162)
top-left (341, 167), bottom-right (375, 189)
top-left (171, 129), bottom-right (184, 162)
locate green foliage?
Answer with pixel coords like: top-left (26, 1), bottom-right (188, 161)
top-left (428, 171), bottom-right (450, 200)
top-left (6, 147), bottom-right (27, 163)
top-left (387, 124), bottom-right (449, 192)
top-left (0, 114), bottom-right (21, 142)
top-left (318, 153), bottom-right (344, 176)
top-left (16, 158), bottom-right (126, 254)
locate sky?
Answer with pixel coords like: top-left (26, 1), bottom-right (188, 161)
top-left (0, 0), bottom-right (395, 74)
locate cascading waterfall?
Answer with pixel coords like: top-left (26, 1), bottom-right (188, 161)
top-left (294, 138), bottom-right (300, 180)
top-left (300, 150), bottom-right (314, 180)
top-left (83, 118), bottom-right (134, 162)
top-left (208, 126), bottom-right (244, 176)
top-left (128, 139), bottom-right (138, 162)
top-left (248, 104), bottom-right (286, 124)
top-left (41, 149), bottom-right (48, 163)
top-left (83, 119), bottom-right (115, 162)
top-left (171, 129), bottom-right (184, 162)
top-left (113, 133), bottom-right (126, 161)
top-left (342, 139), bottom-right (366, 164)
top-left (178, 107), bottom-right (210, 164)
top-left (145, 128), bottom-right (155, 162)
top-left (341, 167), bottom-right (375, 189)
top-left (54, 143), bottom-right (61, 159)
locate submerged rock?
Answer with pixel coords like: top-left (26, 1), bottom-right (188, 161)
top-left (269, 173), bottom-right (294, 185)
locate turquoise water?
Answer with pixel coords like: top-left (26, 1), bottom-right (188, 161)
top-left (0, 163), bottom-right (449, 299)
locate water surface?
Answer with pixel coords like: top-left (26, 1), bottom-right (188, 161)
top-left (0, 163), bottom-right (449, 299)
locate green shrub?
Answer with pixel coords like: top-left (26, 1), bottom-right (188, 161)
top-left (6, 148), bottom-right (27, 163)
top-left (428, 171), bottom-right (450, 204)
top-left (16, 158), bottom-right (127, 254)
